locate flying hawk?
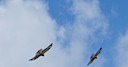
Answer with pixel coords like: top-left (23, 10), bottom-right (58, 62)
top-left (29, 43), bottom-right (53, 61)
top-left (87, 47), bottom-right (102, 65)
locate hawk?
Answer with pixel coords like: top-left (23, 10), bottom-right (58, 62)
top-left (29, 43), bottom-right (53, 61)
top-left (87, 47), bottom-right (102, 65)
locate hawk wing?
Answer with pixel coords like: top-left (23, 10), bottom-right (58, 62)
top-left (94, 47), bottom-right (102, 57)
top-left (42, 43), bottom-right (53, 54)
top-left (87, 58), bottom-right (95, 65)
top-left (29, 49), bottom-right (42, 61)
top-left (29, 54), bottom-right (41, 61)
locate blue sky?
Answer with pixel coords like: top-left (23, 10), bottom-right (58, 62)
top-left (0, 0), bottom-right (128, 67)
top-left (47, 0), bottom-right (128, 66)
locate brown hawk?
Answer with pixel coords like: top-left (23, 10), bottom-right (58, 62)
top-left (87, 47), bottom-right (102, 65)
top-left (29, 43), bottom-right (53, 61)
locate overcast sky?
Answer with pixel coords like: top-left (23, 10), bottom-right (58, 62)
top-left (0, 0), bottom-right (128, 67)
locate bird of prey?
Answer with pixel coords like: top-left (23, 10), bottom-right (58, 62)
top-left (29, 43), bottom-right (53, 61)
top-left (87, 47), bottom-right (102, 65)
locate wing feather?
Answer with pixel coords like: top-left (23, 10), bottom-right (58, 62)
top-left (95, 48), bottom-right (102, 57)
top-left (42, 43), bottom-right (53, 54)
top-left (29, 54), bottom-right (41, 61)
top-left (87, 58), bottom-right (95, 65)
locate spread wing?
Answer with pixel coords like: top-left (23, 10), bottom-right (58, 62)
top-left (94, 47), bottom-right (102, 57)
top-left (87, 58), bottom-right (95, 65)
top-left (42, 43), bottom-right (53, 54)
top-left (29, 54), bottom-right (41, 61)
top-left (29, 49), bottom-right (42, 61)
